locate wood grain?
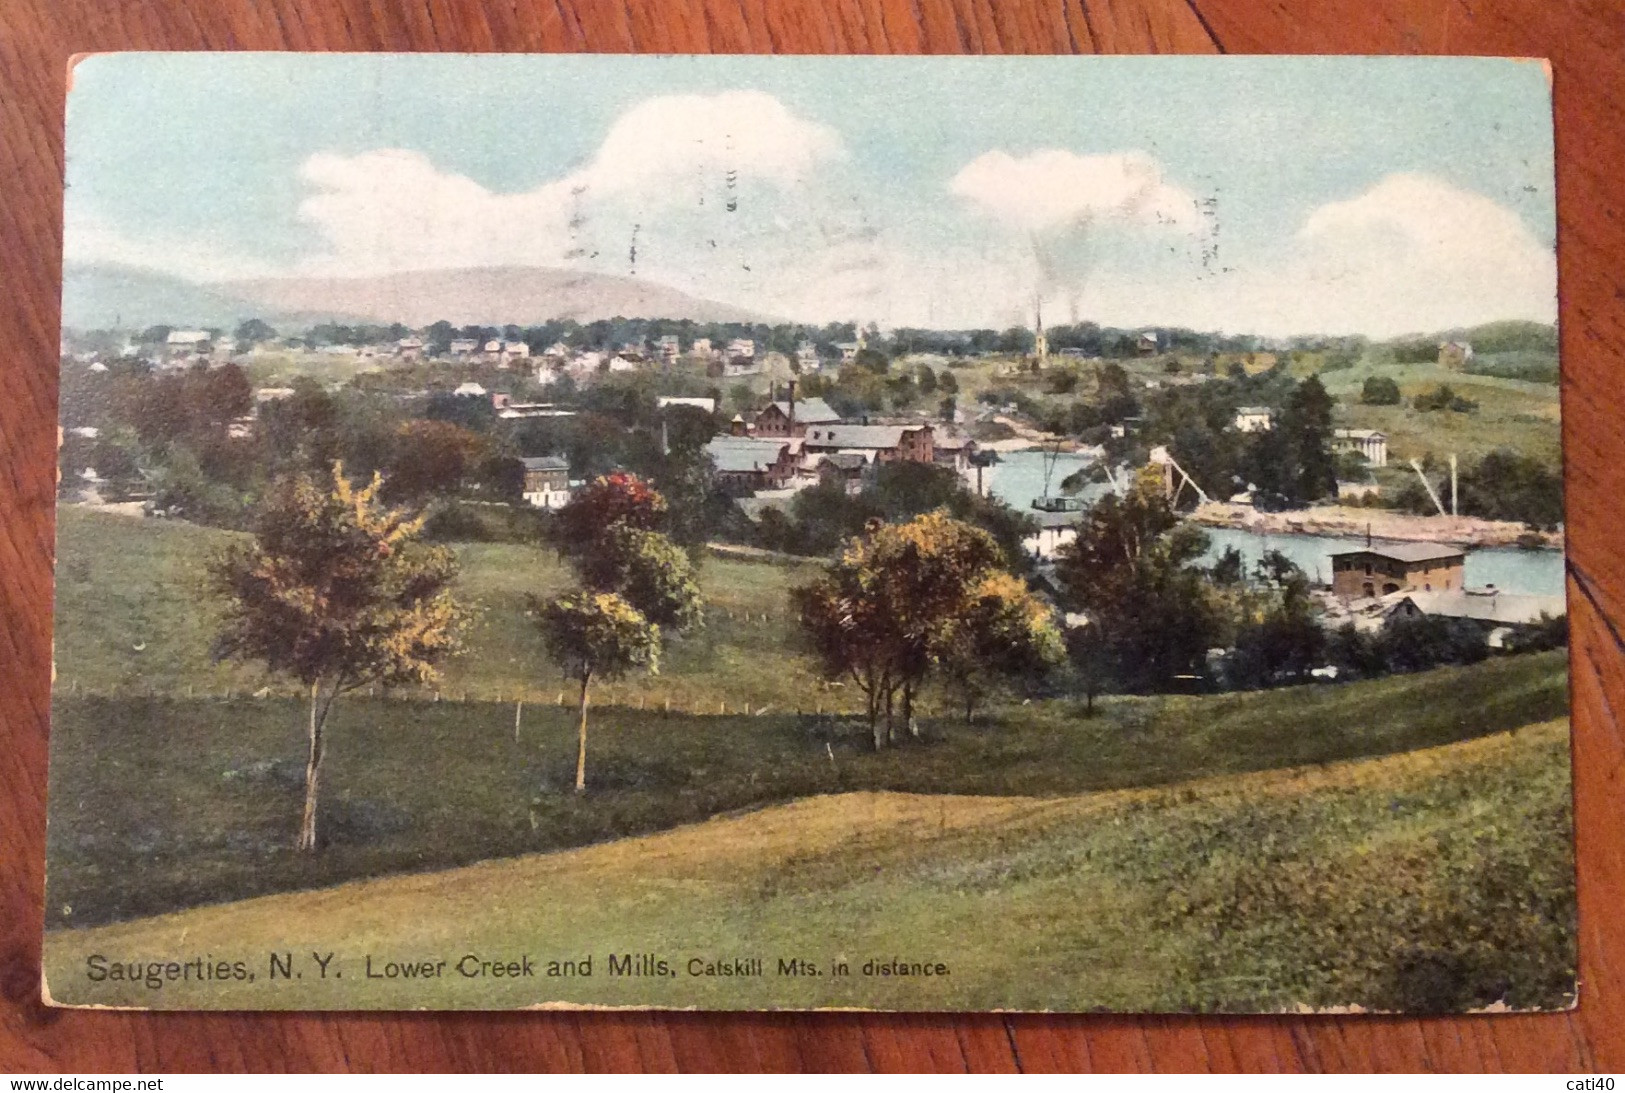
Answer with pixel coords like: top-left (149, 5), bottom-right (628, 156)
top-left (3, 0), bottom-right (1622, 1072)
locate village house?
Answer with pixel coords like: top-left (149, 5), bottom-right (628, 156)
top-left (836, 342), bottom-right (860, 363)
top-left (448, 337), bottom-right (480, 358)
top-left (453, 381), bottom-right (488, 398)
top-left (1382, 587), bottom-right (1565, 645)
top-left (1136, 331), bottom-right (1160, 356)
top-left (752, 395), bottom-right (841, 438)
top-left (396, 337), bottom-right (424, 361)
top-left (520, 456), bottom-right (572, 509)
top-left (704, 435), bottom-right (803, 492)
top-left (163, 330), bottom-right (212, 365)
top-left (690, 338), bottom-right (714, 359)
top-left (654, 335), bottom-right (680, 364)
top-left (1233, 406), bottom-right (1273, 433)
top-left (607, 355), bottom-right (640, 373)
top-left (1330, 543), bottom-right (1466, 599)
top-left (931, 427), bottom-right (979, 476)
top-left (1333, 428), bottom-right (1389, 467)
top-left (1438, 340), bottom-right (1474, 368)
top-left (802, 423), bottom-right (935, 465)
top-left (795, 341), bottom-right (820, 371)
top-left (810, 452), bottom-right (869, 494)
top-left (726, 337), bottom-right (756, 360)
top-left (1026, 509), bottom-right (1079, 560)
top-left (723, 355), bottom-right (762, 377)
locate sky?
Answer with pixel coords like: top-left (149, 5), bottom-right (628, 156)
top-left (64, 53), bottom-right (1558, 338)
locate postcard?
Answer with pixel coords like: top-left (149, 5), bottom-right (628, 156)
top-left (45, 53), bottom-right (1571, 1012)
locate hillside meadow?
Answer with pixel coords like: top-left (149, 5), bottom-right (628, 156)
top-left (53, 506), bottom-right (831, 713)
top-left (44, 649), bottom-right (1568, 929)
top-left (43, 719), bottom-right (1574, 1013)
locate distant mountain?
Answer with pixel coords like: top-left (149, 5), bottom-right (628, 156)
top-left (221, 266), bottom-right (778, 328)
top-left (62, 264), bottom-right (290, 331)
top-left (63, 263), bottom-right (778, 332)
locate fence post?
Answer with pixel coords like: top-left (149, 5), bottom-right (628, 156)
top-left (514, 700), bottom-right (524, 744)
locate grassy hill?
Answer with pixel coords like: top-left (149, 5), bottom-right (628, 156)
top-left (1316, 360), bottom-right (1561, 467)
top-left (43, 719), bottom-right (1574, 1013)
top-left (45, 648), bottom-right (1568, 928)
top-left (54, 506), bottom-right (830, 713)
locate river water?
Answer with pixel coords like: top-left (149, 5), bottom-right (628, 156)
top-left (984, 449), bottom-right (1565, 598)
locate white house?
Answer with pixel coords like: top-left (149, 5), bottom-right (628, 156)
top-left (1234, 406), bottom-right (1273, 433)
top-left (1333, 428), bottom-right (1388, 468)
top-left (453, 381), bottom-right (488, 397)
top-left (726, 338), bottom-right (756, 360)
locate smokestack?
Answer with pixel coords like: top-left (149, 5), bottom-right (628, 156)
top-left (788, 378), bottom-right (797, 435)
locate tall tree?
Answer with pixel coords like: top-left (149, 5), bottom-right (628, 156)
top-left (211, 464), bottom-right (466, 850)
top-left (1054, 469), bottom-right (1222, 693)
top-left (934, 571), bottom-right (1065, 723)
top-left (792, 511), bottom-right (1014, 747)
top-left (538, 474), bottom-right (701, 790)
top-left (537, 591), bottom-right (661, 792)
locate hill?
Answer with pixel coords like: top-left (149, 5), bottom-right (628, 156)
top-left (64, 262), bottom-right (778, 332)
top-left (60, 263), bottom-right (346, 331)
top-left (221, 266), bottom-right (777, 327)
top-left (43, 720), bottom-right (1575, 1012)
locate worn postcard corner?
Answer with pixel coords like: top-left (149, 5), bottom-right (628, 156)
top-left (46, 53), bottom-right (1572, 1014)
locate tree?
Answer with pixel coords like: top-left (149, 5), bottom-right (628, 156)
top-left (1280, 374), bottom-right (1337, 503)
top-left (539, 474), bottom-right (701, 790)
top-left (211, 464), bottom-right (466, 850)
top-left (537, 591), bottom-right (660, 793)
top-left (580, 525), bottom-right (703, 628)
top-left (1361, 375), bottom-right (1402, 405)
top-left (234, 318), bottom-right (276, 347)
top-left (384, 420), bottom-right (489, 503)
top-left (553, 471), bottom-right (667, 558)
top-left (935, 571), bottom-right (1064, 723)
top-left (1226, 568), bottom-right (1323, 688)
top-left (792, 511), bottom-right (1009, 748)
top-left (1054, 469), bottom-right (1222, 693)
top-left (1459, 449), bottom-right (1564, 530)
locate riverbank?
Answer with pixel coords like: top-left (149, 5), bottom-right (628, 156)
top-left (1191, 502), bottom-right (1563, 551)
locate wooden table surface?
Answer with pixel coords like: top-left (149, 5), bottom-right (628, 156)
top-left (3, 0), bottom-right (1623, 1073)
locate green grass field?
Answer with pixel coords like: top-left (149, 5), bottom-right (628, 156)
top-left (1316, 360), bottom-right (1561, 467)
top-left (46, 503), bottom-right (1575, 1012)
top-left (54, 506), bottom-right (830, 712)
top-left (44, 649), bottom-right (1568, 929)
top-left (42, 719), bottom-right (1574, 1012)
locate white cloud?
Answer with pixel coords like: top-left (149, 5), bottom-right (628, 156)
top-left (948, 149), bottom-right (1200, 233)
top-left (964, 173), bottom-right (1556, 338)
top-left (1279, 173), bottom-right (1557, 334)
top-left (574, 90), bottom-right (843, 197)
top-left (293, 90), bottom-right (844, 278)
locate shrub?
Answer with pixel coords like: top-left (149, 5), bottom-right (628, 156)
top-left (1360, 375), bottom-right (1402, 405)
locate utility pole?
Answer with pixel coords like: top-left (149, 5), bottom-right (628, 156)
top-left (1449, 453), bottom-right (1458, 517)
